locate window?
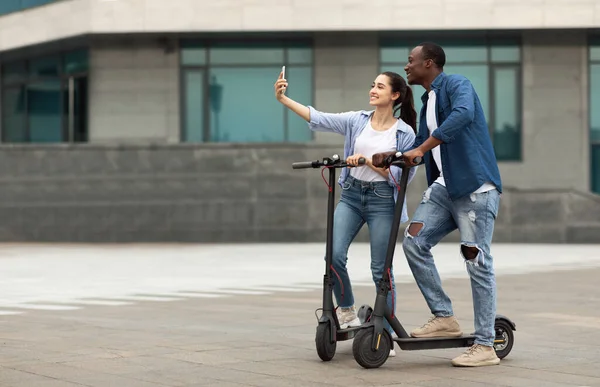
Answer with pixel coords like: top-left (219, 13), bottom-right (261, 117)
top-left (380, 37), bottom-right (522, 161)
top-left (1, 49), bottom-right (89, 143)
top-left (0, 0), bottom-right (59, 16)
top-left (180, 40), bottom-right (313, 143)
top-left (589, 40), bottom-right (600, 194)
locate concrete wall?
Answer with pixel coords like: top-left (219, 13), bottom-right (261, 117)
top-left (312, 32), bottom-right (378, 145)
top-left (0, 144), bottom-right (597, 244)
top-left (499, 30), bottom-right (590, 192)
top-left (88, 38), bottom-right (180, 144)
top-left (1, 0), bottom-right (600, 53)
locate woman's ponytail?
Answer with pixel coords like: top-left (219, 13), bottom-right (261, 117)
top-left (399, 86), bottom-right (417, 134)
top-left (382, 71), bottom-right (417, 134)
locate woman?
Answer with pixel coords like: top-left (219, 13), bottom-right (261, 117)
top-left (274, 70), bottom-right (417, 353)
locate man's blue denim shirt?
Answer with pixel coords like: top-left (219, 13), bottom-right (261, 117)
top-left (306, 106), bottom-right (417, 223)
top-left (413, 72), bottom-right (503, 201)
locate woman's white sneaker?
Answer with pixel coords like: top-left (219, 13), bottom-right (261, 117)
top-left (338, 306), bottom-right (361, 329)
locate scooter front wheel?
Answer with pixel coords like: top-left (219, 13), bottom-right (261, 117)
top-left (352, 327), bottom-right (391, 369)
top-left (315, 322), bottom-right (336, 361)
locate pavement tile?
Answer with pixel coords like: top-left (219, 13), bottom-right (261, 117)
top-left (7, 362), bottom-right (169, 386)
top-left (223, 360), bottom-right (308, 377)
top-left (0, 367), bottom-right (66, 386)
top-left (542, 364), bottom-right (600, 378)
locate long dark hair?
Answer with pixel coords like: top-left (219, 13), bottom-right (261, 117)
top-left (381, 71), bottom-right (417, 134)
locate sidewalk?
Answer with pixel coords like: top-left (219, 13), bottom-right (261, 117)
top-left (0, 243), bottom-right (599, 386)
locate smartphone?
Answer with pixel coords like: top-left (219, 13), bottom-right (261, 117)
top-left (281, 65), bottom-right (286, 79)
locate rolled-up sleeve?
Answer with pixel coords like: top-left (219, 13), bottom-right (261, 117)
top-left (431, 76), bottom-right (475, 144)
top-left (308, 106), bottom-right (358, 135)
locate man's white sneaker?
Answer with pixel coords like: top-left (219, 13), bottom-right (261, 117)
top-left (451, 344), bottom-right (500, 367)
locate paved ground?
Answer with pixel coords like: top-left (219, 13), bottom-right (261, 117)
top-left (1, 243), bottom-right (600, 386)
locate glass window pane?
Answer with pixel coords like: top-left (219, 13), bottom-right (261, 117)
top-left (22, 0), bottom-right (57, 8)
top-left (380, 47), bottom-right (409, 64)
top-left (29, 55), bottom-right (60, 78)
top-left (286, 66), bottom-right (313, 142)
top-left (209, 44), bottom-right (284, 65)
top-left (590, 65), bottom-right (600, 142)
top-left (287, 47), bottom-right (312, 65)
top-left (28, 80), bottom-right (62, 142)
top-left (2, 61), bottom-right (27, 85)
top-left (181, 43), bottom-right (206, 66)
top-left (183, 70), bottom-right (205, 142)
top-left (444, 64), bottom-right (489, 120)
top-left (493, 67), bottom-right (521, 161)
top-left (592, 145), bottom-right (600, 194)
top-left (491, 46), bottom-right (520, 63)
top-left (64, 49), bottom-right (88, 74)
top-left (208, 67), bottom-right (284, 142)
top-left (411, 84), bottom-right (426, 128)
top-left (379, 64), bottom-right (407, 76)
top-left (591, 46), bottom-right (600, 62)
top-left (381, 42), bottom-right (487, 63)
top-left (2, 86), bottom-right (27, 142)
top-left (443, 45), bottom-right (487, 63)
top-left (0, 0), bottom-right (20, 15)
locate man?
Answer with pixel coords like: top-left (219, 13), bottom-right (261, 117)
top-left (377, 42), bottom-right (503, 367)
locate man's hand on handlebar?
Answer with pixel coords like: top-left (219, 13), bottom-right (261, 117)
top-left (372, 151), bottom-right (396, 168)
top-left (372, 150), bottom-right (423, 168)
top-left (401, 148), bottom-right (424, 167)
top-left (346, 154), bottom-right (367, 167)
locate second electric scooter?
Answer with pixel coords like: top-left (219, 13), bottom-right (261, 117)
top-left (350, 151), bottom-right (516, 369)
top-left (292, 153), bottom-right (366, 361)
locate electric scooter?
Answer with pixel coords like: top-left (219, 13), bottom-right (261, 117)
top-left (350, 151), bottom-right (516, 369)
top-left (292, 153), bottom-right (366, 361)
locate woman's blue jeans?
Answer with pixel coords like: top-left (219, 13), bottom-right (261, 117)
top-left (330, 175), bottom-right (396, 333)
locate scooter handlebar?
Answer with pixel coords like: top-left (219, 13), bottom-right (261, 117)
top-left (292, 161), bottom-right (317, 169)
top-left (391, 156), bottom-right (422, 167)
top-left (347, 157), bottom-right (366, 167)
top-left (292, 156), bottom-right (366, 169)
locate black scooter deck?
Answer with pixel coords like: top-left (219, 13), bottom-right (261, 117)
top-left (336, 326), bottom-right (361, 341)
top-left (394, 335), bottom-right (475, 351)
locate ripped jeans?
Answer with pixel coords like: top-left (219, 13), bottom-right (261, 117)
top-left (402, 182), bottom-right (500, 346)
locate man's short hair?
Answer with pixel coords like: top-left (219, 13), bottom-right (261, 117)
top-left (418, 42), bottom-right (446, 68)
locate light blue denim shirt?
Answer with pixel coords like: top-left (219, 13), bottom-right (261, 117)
top-left (307, 106), bottom-right (418, 223)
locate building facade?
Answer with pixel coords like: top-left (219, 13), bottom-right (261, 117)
top-left (0, 0), bottom-right (598, 243)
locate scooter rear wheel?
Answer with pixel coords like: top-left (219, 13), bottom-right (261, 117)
top-left (493, 320), bottom-right (514, 359)
top-left (315, 322), bottom-right (336, 361)
top-left (357, 304), bottom-right (373, 324)
top-left (352, 327), bottom-right (391, 369)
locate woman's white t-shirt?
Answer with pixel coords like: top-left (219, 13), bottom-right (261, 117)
top-left (350, 119), bottom-right (397, 182)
